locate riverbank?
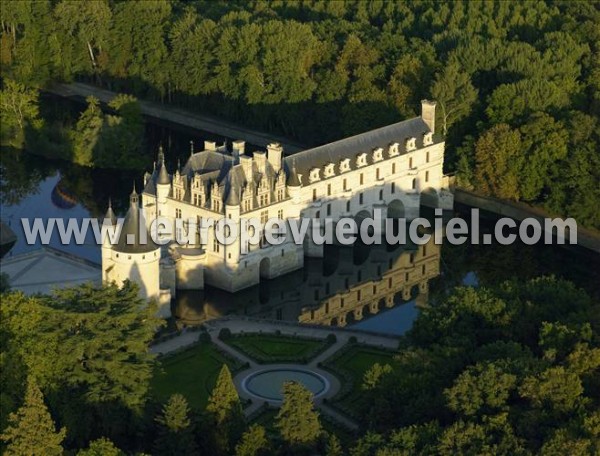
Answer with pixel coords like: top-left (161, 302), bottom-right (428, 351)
top-left (46, 82), bottom-right (307, 153)
top-left (454, 188), bottom-right (600, 254)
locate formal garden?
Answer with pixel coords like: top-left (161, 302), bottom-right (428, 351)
top-left (219, 330), bottom-right (337, 364)
top-left (151, 339), bottom-right (247, 409)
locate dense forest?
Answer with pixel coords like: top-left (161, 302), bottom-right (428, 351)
top-left (1, 0), bottom-right (599, 228)
top-left (1, 276), bottom-right (598, 455)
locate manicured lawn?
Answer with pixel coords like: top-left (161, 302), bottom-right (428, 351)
top-left (225, 333), bottom-right (330, 364)
top-left (326, 345), bottom-right (397, 415)
top-left (151, 342), bottom-right (244, 409)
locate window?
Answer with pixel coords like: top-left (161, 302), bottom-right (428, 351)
top-left (392, 163), bottom-right (396, 174)
top-left (277, 188), bottom-right (284, 201)
top-left (261, 210), bottom-right (268, 224)
top-left (373, 285), bottom-right (377, 294)
top-left (346, 201), bottom-right (351, 212)
top-left (391, 182), bottom-right (395, 194)
top-left (423, 245), bottom-right (427, 256)
top-left (316, 211), bottom-right (320, 218)
top-left (409, 157), bottom-right (413, 168)
top-left (327, 184), bottom-right (331, 196)
top-left (425, 171), bottom-right (429, 182)
top-left (213, 237), bottom-right (220, 253)
top-left (340, 298), bottom-right (345, 307)
top-left (422, 265), bottom-right (426, 274)
top-left (281, 248), bottom-right (284, 257)
top-left (259, 193), bottom-right (268, 206)
top-left (343, 178), bottom-right (348, 191)
top-left (278, 209), bottom-right (283, 220)
top-left (312, 189), bottom-right (317, 201)
top-left (412, 178), bottom-right (416, 190)
top-left (388, 277), bottom-right (392, 288)
top-left (379, 190), bottom-right (383, 200)
top-left (376, 168), bottom-right (380, 180)
top-left (327, 204), bottom-right (331, 216)
top-left (359, 193), bottom-right (363, 205)
top-left (357, 290), bottom-right (361, 301)
top-left (360, 173), bottom-right (364, 185)
top-left (426, 151), bottom-right (430, 163)
top-left (175, 208), bottom-right (182, 219)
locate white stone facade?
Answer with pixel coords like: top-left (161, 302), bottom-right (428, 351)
top-left (106, 100), bottom-right (453, 295)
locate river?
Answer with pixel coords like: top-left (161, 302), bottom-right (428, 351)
top-left (1, 147), bottom-right (598, 336)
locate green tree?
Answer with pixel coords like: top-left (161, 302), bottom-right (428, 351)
top-left (206, 364), bottom-right (245, 455)
top-left (0, 79), bottom-right (42, 146)
top-left (275, 382), bottom-right (322, 450)
top-left (431, 62), bottom-right (478, 136)
top-left (77, 438), bottom-right (124, 456)
top-left (474, 124), bottom-right (522, 200)
top-left (154, 394), bottom-right (197, 456)
top-left (326, 433), bottom-right (343, 456)
top-left (235, 424), bottom-right (269, 456)
top-left (0, 378), bottom-right (66, 456)
top-left (69, 96), bottom-right (103, 166)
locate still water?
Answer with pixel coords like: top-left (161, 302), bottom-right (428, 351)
top-left (2, 149), bottom-right (598, 336)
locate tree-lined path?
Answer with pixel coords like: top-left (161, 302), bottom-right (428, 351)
top-left (47, 82), bottom-right (307, 153)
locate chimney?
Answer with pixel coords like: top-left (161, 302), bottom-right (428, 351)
top-left (254, 151), bottom-right (267, 175)
top-left (267, 142), bottom-right (283, 173)
top-left (232, 140), bottom-right (245, 155)
top-left (421, 100), bottom-right (436, 134)
top-left (204, 140), bottom-right (217, 151)
top-left (232, 140), bottom-right (245, 165)
top-left (240, 155), bottom-right (253, 182)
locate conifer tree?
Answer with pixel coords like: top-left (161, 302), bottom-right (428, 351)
top-left (77, 437), bottom-right (124, 456)
top-left (275, 381), bottom-right (322, 450)
top-left (206, 364), bottom-right (245, 455)
top-left (235, 423), bottom-right (269, 456)
top-left (326, 433), bottom-right (344, 456)
top-left (153, 394), bottom-right (197, 456)
top-left (0, 378), bottom-right (66, 456)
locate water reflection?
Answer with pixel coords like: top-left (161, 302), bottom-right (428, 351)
top-left (174, 238), bottom-right (440, 335)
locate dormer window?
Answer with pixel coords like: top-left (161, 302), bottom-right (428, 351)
top-left (406, 137), bottom-right (417, 151)
top-left (356, 153), bottom-right (368, 168)
top-left (339, 159), bottom-right (351, 173)
top-left (309, 168), bottom-right (321, 183)
top-left (324, 163), bottom-right (335, 178)
top-left (423, 132), bottom-right (433, 146)
top-left (372, 148), bottom-right (384, 162)
top-left (389, 142), bottom-right (400, 157)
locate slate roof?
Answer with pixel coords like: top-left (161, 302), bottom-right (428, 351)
top-left (114, 191), bottom-right (159, 254)
top-left (283, 117), bottom-right (432, 185)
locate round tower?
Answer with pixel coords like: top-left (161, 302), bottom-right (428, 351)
top-left (225, 185), bottom-right (241, 265)
top-left (105, 186), bottom-right (162, 302)
top-left (101, 198), bottom-right (117, 283)
top-left (156, 145), bottom-right (170, 205)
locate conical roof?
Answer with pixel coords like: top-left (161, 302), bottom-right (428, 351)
top-left (157, 146), bottom-right (170, 185)
top-left (103, 199), bottom-right (116, 226)
top-left (287, 160), bottom-right (301, 187)
top-left (114, 188), bottom-right (159, 254)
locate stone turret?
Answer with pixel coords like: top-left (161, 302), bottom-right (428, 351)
top-left (156, 146), bottom-right (170, 204)
top-left (287, 160), bottom-right (302, 204)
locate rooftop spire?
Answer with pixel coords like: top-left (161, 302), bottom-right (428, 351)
top-left (287, 159), bottom-right (301, 187)
top-left (104, 198), bottom-right (116, 225)
top-left (157, 145), bottom-right (170, 185)
top-left (190, 140), bottom-right (194, 157)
